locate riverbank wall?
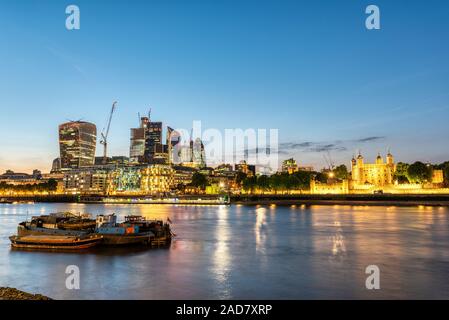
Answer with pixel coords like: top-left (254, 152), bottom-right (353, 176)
top-left (232, 194), bottom-right (449, 207)
top-left (2, 194), bottom-right (449, 206)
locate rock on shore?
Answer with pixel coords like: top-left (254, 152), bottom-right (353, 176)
top-left (0, 287), bottom-right (51, 300)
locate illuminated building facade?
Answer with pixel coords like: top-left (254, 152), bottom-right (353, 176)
top-left (432, 170), bottom-right (444, 184)
top-left (351, 152), bottom-right (395, 186)
top-left (310, 179), bottom-right (349, 194)
top-left (140, 165), bottom-right (174, 194)
top-left (281, 158), bottom-right (299, 174)
top-left (0, 170), bottom-right (41, 185)
top-left (153, 144), bottom-right (169, 164)
top-left (62, 165), bottom-right (175, 195)
top-left (94, 156), bottom-right (129, 166)
top-left (235, 160), bottom-right (256, 177)
top-left (109, 166), bottom-right (142, 193)
top-left (173, 165), bottom-right (196, 186)
top-left (63, 168), bottom-right (110, 194)
top-left (59, 121), bottom-right (97, 169)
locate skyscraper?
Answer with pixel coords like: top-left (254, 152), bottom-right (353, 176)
top-left (177, 137), bottom-right (206, 168)
top-left (59, 121), bottom-right (97, 169)
top-left (167, 127), bottom-right (181, 164)
top-left (130, 112), bottom-right (168, 164)
top-left (192, 138), bottom-right (206, 168)
top-left (129, 117), bottom-right (149, 163)
top-left (145, 121), bottom-right (163, 163)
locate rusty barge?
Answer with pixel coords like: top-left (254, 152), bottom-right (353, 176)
top-left (10, 212), bottom-right (174, 251)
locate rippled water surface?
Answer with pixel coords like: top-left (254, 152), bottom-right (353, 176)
top-left (1, 203), bottom-right (449, 299)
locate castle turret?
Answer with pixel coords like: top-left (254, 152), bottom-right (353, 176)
top-left (355, 153), bottom-right (364, 184)
top-left (386, 152), bottom-right (394, 165)
top-left (376, 153), bottom-right (383, 164)
top-left (351, 156), bottom-right (356, 167)
top-left (351, 156), bottom-right (357, 181)
top-left (386, 151), bottom-right (394, 184)
top-left (356, 153), bottom-right (364, 166)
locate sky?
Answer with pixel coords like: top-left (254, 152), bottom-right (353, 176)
top-left (1, 0), bottom-right (449, 173)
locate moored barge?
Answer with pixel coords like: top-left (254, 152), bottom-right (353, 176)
top-left (9, 234), bottom-right (103, 250)
top-left (96, 214), bottom-right (155, 246)
top-left (10, 212), bottom-right (174, 251)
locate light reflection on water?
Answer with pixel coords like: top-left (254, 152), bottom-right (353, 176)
top-left (1, 203), bottom-right (449, 299)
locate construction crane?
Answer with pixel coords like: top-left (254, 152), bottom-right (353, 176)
top-left (323, 151), bottom-right (335, 170)
top-left (323, 150), bottom-right (336, 180)
top-left (100, 101), bottom-right (117, 165)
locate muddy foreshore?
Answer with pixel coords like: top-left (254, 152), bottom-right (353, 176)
top-left (0, 287), bottom-right (51, 300)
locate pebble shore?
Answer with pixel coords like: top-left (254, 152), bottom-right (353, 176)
top-left (0, 287), bottom-right (51, 300)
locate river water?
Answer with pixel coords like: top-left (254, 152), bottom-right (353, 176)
top-left (0, 203), bottom-right (449, 299)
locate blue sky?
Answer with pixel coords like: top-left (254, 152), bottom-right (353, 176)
top-left (1, 0), bottom-right (449, 172)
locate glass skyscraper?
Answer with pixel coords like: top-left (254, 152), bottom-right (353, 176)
top-left (59, 121), bottom-right (97, 169)
top-left (145, 121), bottom-right (163, 163)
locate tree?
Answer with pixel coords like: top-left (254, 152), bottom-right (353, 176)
top-left (47, 179), bottom-right (57, 192)
top-left (242, 176), bottom-right (257, 194)
top-left (407, 162), bottom-right (432, 184)
top-left (235, 171), bottom-right (247, 185)
top-left (291, 171), bottom-right (313, 189)
top-left (280, 173), bottom-right (294, 193)
top-left (269, 174), bottom-right (282, 194)
top-left (257, 175), bottom-right (270, 193)
top-left (437, 161), bottom-right (449, 186)
top-left (190, 172), bottom-right (209, 189)
top-left (333, 165), bottom-right (349, 180)
top-left (394, 162), bottom-right (410, 184)
top-left (314, 172), bottom-right (328, 183)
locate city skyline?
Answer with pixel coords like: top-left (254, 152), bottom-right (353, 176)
top-left (1, 0), bottom-right (449, 173)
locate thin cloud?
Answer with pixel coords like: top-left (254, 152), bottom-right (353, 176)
top-left (278, 136), bottom-right (387, 154)
top-left (353, 136), bottom-right (385, 143)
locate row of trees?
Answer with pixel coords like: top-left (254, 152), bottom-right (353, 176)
top-left (180, 160), bottom-right (449, 194)
top-left (394, 161), bottom-right (449, 184)
top-left (241, 171), bottom-right (317, 194)
top-left (0, 179), bottom-right (58, 193)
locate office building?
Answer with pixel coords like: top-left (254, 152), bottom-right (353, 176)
top-left (59, 121), bottom-right (97, 169)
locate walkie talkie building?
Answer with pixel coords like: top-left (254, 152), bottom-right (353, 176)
top-left (59, 121), bottom-right (97, 169)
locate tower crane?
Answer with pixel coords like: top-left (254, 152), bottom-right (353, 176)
top-left (100, 101), bottom-right (117, 165)
top-left (323, 150), bottom-right (335, 171)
